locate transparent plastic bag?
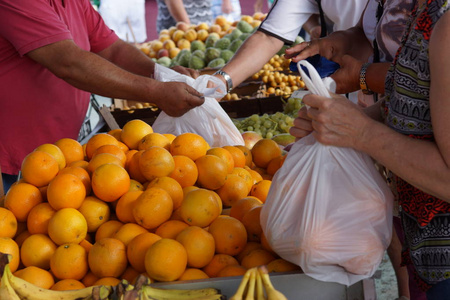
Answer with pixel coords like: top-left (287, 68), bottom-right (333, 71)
top-left (152, 65), bottom-right (244, 147)
top-left (260, 60), bottom-right (393, 286)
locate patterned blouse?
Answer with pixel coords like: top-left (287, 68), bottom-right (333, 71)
top-left (384, 0), bottom-right (450, 291)
top-left (156, 0), bottom-right (213, 34)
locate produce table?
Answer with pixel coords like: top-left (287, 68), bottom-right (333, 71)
top-left (152, 272), bottom-right (376, 300)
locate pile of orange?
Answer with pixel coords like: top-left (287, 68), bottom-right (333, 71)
top-left (0, 118), bottom-right (299, 291)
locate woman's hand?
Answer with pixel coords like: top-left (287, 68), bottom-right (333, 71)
top-left (289, 106), bottom-right (313, 140)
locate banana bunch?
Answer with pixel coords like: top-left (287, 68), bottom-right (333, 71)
top-left (229, 265), bottom-right (288, 300)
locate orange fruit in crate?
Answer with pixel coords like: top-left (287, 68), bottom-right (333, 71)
top-left (139, 147), bottom-right (175, 182)
top-left (112, 223), bottom-right (148, 246)
top-left (58, 166), bottom-right (91, 195)
top-left (88, 152), bottom-right (124, 173)
top-left (229, 196), bottom-right (263, 222)
top-left (206, 147), bottom-right (234, 173)
top-left (179, 268), bottom-right (209, 281)
top-left (138, 133), bottom-right (171, 151)
top-left (14, 266), bottom-right (54, 289)
top-left (250, 179), bottom-right (272, 203)
top-left (176, 226), bottom-right (215, 268)
top-left (145, 238), bottom-right (187, 282)
top-left (92, 144), bottom-right (127, 167)
top-left (266, 155), bottom-right (285, 176)
top-left (93, 277), bottom-right (121, 287)
top-left (251, 139), bottom-right (282, 168)
top-left (241, 249), bottom-right (277, 269)
top-left (85, 133), bottom-right (119, 160)
top-left (235, 145), bottom-right (253, 167)
top-left (88, 238), bottom-right (128, 278)
top-left (267, 258), bottom-right (302, 273)
top-left (47, 173), bottom-right (86, 210)
top-left (155, 220), bottom-right (189, 239)
top-left (129, 179), bottom-right (144, 192)
top-left (195, 155), bottom-right (228, 190)
top-left (182, 186), bottom-right (199, 198)
top-left (20, 233), bottom-right (57, 269)
top-left (78, 196), bottom-right (111, 233)
top-left (21, 150), bottom-right (59, 187)
top-left (127, 232), bottom-right (162, 273)
top-left (0, 237), bottom-right (20, 272)
top-left (107, 129), bottom-right (122, 141)
top-left (169, 155), bottom-right (198, 188)
top-left (48, 208), bottom-right (87, 245)
top-left (162, 133), bottom-right (176, 143)
top-left (14, 230), bottom-right (31, 248)
top-left (68, 160), bottom-right (89, 171)
top-left (216, 265), bottom-right (248, 277)
top-left (115, 191), bottom-right (143, 223)
top-left (95, 220), bottom-right (123, 241)
top-left (147, 176), bottom-right (184, 210)
top-left (179, 188), bottom-right (221, 227)
top-left (51, 279), bottom-right (86, 291)
top-left (241, 206), bottom-right (263, 242)
top-left (133, 188), bottom-right (173, 230)
top-left (34, 143), bottom-right (66, 170)
top-left (121, 120), bottom-right (153, 150)
top-left (82, 271), bottom-right (99, 287)
top-left (0, 207), bottom-right (17, 238)
top-left (170, 133), bottom-right (209, 161)
top-left (231, 167), bottom-right (254, 193)
top-left (202, 254), bottom-right (239, 278)
top-left (215, 174), bottom-right (249, 207)
top-left (91, 163), bottom-right (130, 202)
top-left (223, 146), bottom-right (246, 168)
top-left (126, 150), bottom-right (147, 183)
top-left (208, 216), bottom-right (247, 256)
top-left (236, 242), bottom-right (263, 263)
top-left (5, 182), bottom-right (43, 222)
top-left (245, 167), bottom-right (264, 185)
top-left (54, 138), bottom-right (85, 165)
top-left (50, 243), bottom-right (89, 280)
top-left (121, 266), bottom-right (141, 284)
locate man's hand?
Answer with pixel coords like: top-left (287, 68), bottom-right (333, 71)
top-left (154, 81), bottom-right (204, 117)
top-left (171, 66), bottom-right (200, 78)
top-left (330, 55), bottom-right (362, 94)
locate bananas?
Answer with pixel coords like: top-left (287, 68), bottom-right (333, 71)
top-left (0, 264), bottom-right (21, 300)
top-left (141, 284), bottom-right (224, 300)
top-left (230, 266), bottom-right (288, 300)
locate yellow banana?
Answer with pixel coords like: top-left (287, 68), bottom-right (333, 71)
top-left (244, 268), bottom-right (256, 300)
top-left (229, 267), bottom-right (253, 300)
top-left (258, 266), bottom-right (287, 300)
top-left (0, 264), bottom-right (21, 300)
top-left (255, 268), bottom-right (266, 300)
top-left (141, 284), bottom-right (223, 300)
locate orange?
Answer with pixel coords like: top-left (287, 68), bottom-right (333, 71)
top-left (68, 160), bottom-right (89, 171)
top-left (127, 232), bottom-right (162, 273)
top-left (146, 177), bottom-right (183, 210)
top-left (155, 220), bottom-right (189, 239)
top-left (138, 133), bottom-right (171, 151)
top-left (202, 254), bottom-right (239, 278)
top-left (241, 249), bottom-right (276, 269)
top-left (35, 143), bottom-right (66, 170)
top-left (50, 243), bottom-right (89, 280)
top-left (162, 133), bottom-right (176, 143)
top-left (88, 152), bottom-right (124, 173)
top-left (93, 277), bottom-right (121, 286)
top-left (231, 167), bottom-right (254, 193)
top-left (54, 138), bottom-right (85, 165)
top-left (95, 220), bottom-right (123, 242)
top-left (115, 191), bottom-right (143, 223)
top-left (14, 266), bottom-right (54, 289)
top-left (21, 150), bottom-right (59, 187)
top-left (20, 233), bottom-right (57, 269)
top-left (129, 179), bottom-right (144, 192)
top-left (216, 265), bottom-right (248, 277)
top-left (235, 145), bottom-right (253, 167)
top-left (85, 133), bottom-right (119, 160)
top-left (92, 144), bottom-right (127, 167)
top-left (178, 268), bottom-right (209, 281)
top-left (107, 128), bottom-right (123, 141)
top-left (236, 241), bottom-right (263, 263)
top-left (250, 179), bottom-right (272, 203)
top-left (5, 182), bottom-right (43, 222)
top-left (51, 279), bottom-right (86, 291)
top-left (139, 147), bottom-right (175, 182)
top-left (267, 258), bottom-right (302, 273)
top-left (241, 206), bottom-right (263, 242)
top-left (47, 173), bottom-right (86, 210)
top-left (58, 166), bottom-right (92, 195)
top-left (14, 221), bottom-right (27, 238)
top-left (169, 155), bottom-right (199, 188)
top-left (206, 147), bottom-right (234, 173)
top-left (195, 155), bottom-right (228, 190)
top-left (112, 223), bottom-right (148, 246)
top-left (145, 238), bottom-right (187, 282)
top-left (179, 189), bottom-right (220, 227)
top-left (170, 133), bottom-right (209, 161)
top-left (48, 208), bottom-right (88, 245)
top-left (91, 163), bottom-right (130, 202)
top-left (245, 167), bottom-right (264, 185)
top-left (0, 237), bottom-right (20, 272)
top-left (251, 139), bottom-right (282, 168)
top-left (14, 230), bottom-right (32, 248)
top-left (121, 119), bottom-right (153, 150)
top-left (125, 149), bottom-right (138, 170)
top-left (215, 174), bottom-right (249, 207)
top-left (79, 239), bottom-right (93, 252)
top-left (82, 271), bottom-right (99, 287)
top-left (208, 216), bottom-right (247, 256)
top-left (260, 231), bottom-right (276, 255)
top-left (0, 207), bottom-right (17, 238)
top-left (176, 226), bottom-right (215, 268)
top-left (121, 266), bottom-right (140, 284)
top-left (266, 155), bottom-right (285, 176)
top-left (126, 150), bottom-right (147, 183)
top-left (117, 141), bottom-right (129, 153)
top-left (223, 146), bottom-right (246, 168)
top-left (182, 186), bottom-right (199, 198)
top-left (88, 238), bottom-right (128, 278)
top-left (133, 188), bottom-right (173, 230)
top-left (229, 197), bottom-right (263, 222)
top-left (78, 196), bottom-right (111, 232)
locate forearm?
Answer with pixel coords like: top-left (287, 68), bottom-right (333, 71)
top-left (362, 98), bottom-right (383, 122)
top-left (166, 0), bottom-right (190, 23)
top-left (365, 62), bottom-right (391, 94)
top-left (302, 14), bottom-right (321, 39)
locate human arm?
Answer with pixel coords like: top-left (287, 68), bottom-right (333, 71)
top-left (165, 0), bottom-right (190, 24)
top-left (254, 0), bottom-right (263, 13)
top-left (222, 0), bottom-right (233, 14)
top-left (302, 14), bottom-right (322, 40)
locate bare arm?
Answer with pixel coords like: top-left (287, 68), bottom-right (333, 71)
top-left (254, 0), bottom-right (263, 13)
top-left (222, 0), bottom-right (233, 14)
top-left (165, 0), bottom-right (190, 24)
top-left (302, 14), bottom-right (322, 40)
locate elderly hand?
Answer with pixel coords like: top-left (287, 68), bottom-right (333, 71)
top-left (154, 81), bottom-right (204, 116)
top-left (330, 55), bottom-right (363, 94)
top-left (171, 65), bottom-right (200, 79)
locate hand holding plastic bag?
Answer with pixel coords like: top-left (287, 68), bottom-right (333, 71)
top-left (260, 60), bottom-right (393, 286)
top-left (152, 64), bottom-right (244, 147)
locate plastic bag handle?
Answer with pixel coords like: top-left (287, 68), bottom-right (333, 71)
top-left (297, 60), bottom-right (331, 98)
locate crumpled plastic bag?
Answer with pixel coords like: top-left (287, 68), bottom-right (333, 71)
top-left (152, 64), bottom-right (244, 147)
top-left (260, 60), bottom-right (393, 286)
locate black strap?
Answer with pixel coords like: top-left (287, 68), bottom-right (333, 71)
top-left (316, 0), bottom-right (327, 38)
top-left (372, 1), bottom-right (384, 102)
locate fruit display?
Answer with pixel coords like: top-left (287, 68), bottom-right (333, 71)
top-left (0, 119), bottom-right (303, 299)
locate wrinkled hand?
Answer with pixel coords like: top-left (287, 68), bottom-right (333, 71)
top-left (155, 81), bottom-right (204, 117)
top-left (171, 65), bottom-right (200, 79)
top-left (285, 35), bottom-right (346, 63)
top-left (289, 106), bottom-right (313, 140)
top-left (330, 55), bottom-right (363, 94)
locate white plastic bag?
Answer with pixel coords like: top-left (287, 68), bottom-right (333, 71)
top-left (152, 64), bottom-right (244, 147)
top-left (260, 60), bottom-right (393, 286)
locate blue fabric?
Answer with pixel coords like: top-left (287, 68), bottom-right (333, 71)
top-left (2, 173), bottom-right (18, 194)
top-left (426, 278), bottom-right (450, 300)
top-left (290, 55), bottom-right (340, 78)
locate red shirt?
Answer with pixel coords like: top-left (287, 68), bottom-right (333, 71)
top-left (0, 0), bottom-right (118, 175)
